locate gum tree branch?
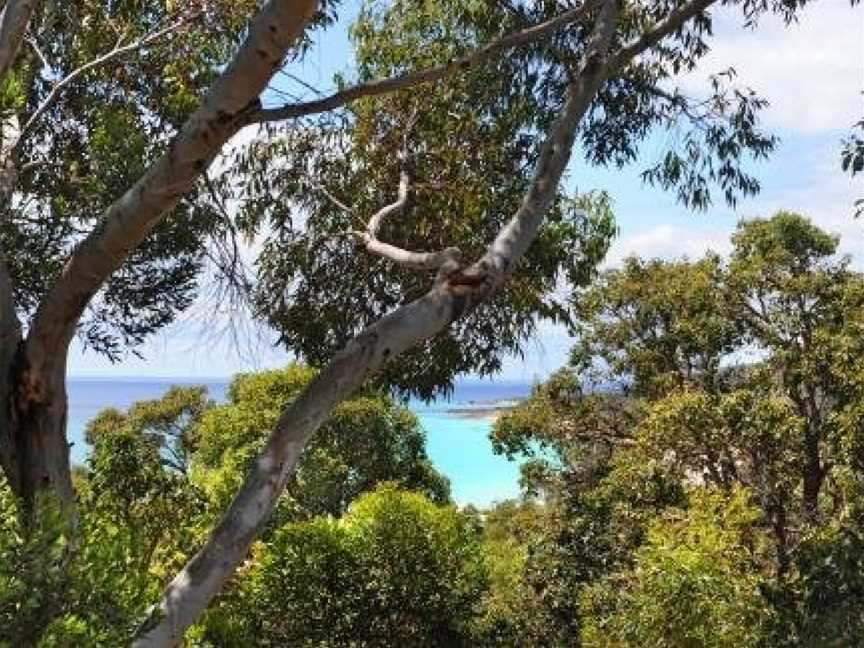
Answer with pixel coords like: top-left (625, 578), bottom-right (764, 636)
top-left (366, 167), bottom-right (410, 237)
top-left (25, 34), bottom-right (48, 70)
top-left (133, 2), bottom-right (621, 644)
top-left (12, 0), bottom-right (320, 518)
top-left (248, 0), bottom-right (601, 123)
top-left (320, 168), bottom-right (463, 274)
top-left (358, 234), bottom-right (463, 274)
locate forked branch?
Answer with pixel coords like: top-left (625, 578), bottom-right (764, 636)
top-left (316, 168), bottom-right (462, 275)
top-left (134, 2), bottom-right (621, 644)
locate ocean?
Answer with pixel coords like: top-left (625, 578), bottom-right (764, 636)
top-left (66, 378), bottom-right (533, 507)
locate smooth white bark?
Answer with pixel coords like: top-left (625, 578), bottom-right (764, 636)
top-left (25, 0), bottom-right (320, 375)
top-left (6, 0), bottom-right (318, 516)
top-left (134, 3), bottom-right (622, 645)
top-left (249, 0), bottom-right (601, 123)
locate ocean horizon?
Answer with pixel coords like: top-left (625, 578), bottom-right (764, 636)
top-left (66, 376), bottom-right (535, 507)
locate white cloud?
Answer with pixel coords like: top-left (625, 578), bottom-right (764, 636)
top-left (677, 1), bottom-right (863, 132)
top-left (604, 166), bottom-right (864, 269)
top-left (605, 223), bottom-right (732, 265)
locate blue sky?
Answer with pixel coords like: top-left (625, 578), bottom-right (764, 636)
top-left (68, 0), bottom-right (863, 381)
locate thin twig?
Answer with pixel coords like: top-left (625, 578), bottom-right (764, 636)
top-left (25, 35), bottom-right (49, 71)
top-left (17, 17), bottom-right (193, 143)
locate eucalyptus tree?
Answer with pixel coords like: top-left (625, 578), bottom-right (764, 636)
top-left (0, 0), bottom-right (830, 643)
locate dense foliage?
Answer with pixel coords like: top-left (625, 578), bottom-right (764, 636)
top-left (6, 215), bottom-right (864, 645)
top-left (207, 485), bottom-right (486, 646)
top-left (3, 0), bottom-right (789, 390)
top-left (488, 212), bottom-right (864, 646)
top-left (1, 0), bottom-right (859, 639)
top-left (0, 365), bottom-right (452, 645)
top-left (237, 0), bottom-right (784, 397)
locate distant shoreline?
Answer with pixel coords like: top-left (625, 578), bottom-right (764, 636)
top-left (444, 398), bottom-right (523, 420)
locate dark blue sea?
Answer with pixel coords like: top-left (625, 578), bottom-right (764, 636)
top-left (67, 378), bottom-right (533, 506)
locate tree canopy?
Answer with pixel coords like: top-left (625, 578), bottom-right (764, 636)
top-left (490, 212), bottom-right (864, 645)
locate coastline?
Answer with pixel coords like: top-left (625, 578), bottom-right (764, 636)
top-left (443, 397), bottom-right (523, 420)
top-left (66, 379), bottom-right (530, 507)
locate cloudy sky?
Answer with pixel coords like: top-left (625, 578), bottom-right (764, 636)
top-left (67, 0), bottom-right (863, 381)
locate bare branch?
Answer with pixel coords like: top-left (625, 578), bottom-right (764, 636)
top-left (248, 0), bottom-right (601, 124)
top-left (0, 0), bottom-right (39, 83)
top-left (316, 163), bottom-right (462, 275)
top-left (309, 181), bottom-right (358, 220)
top-left (17, 17), bottom-right (191, 144)
top-left (475, 0), bottom-right (619, 284)
top-left (360, 234), bottom-right (463, 273)
top-left (25, 34), bottom-right (48, 70)
top-left (366, 168), bottom-right (410, 237)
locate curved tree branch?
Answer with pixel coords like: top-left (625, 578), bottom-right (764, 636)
top-left (0, 257), bottom-right (22, 495)
top-left (366, 167), bottom-right (410, 237)
top-left (24, 0), bottom-right (320, 378)
top-left (318, 168), bottom-right (463, 274)
top-left (133, 2), bottom-right (621, 645)
top-left (358, 235), bottom-right (463, 274)
top-left (248, 0), bottom-right (601, 124)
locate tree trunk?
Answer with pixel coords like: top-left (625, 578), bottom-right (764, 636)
top-left (134, 2), bottom-right (623, 643)
top-left (1, 346), bottom-right (74, 523)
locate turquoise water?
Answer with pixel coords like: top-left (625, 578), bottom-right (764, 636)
top-left (418, 412), bottom-right (522, 506)
top-left (66, 378), bottom-right (530, 507)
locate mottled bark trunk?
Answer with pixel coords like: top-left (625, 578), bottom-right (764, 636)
top-left (0, 346), bottom-right (74, 522)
